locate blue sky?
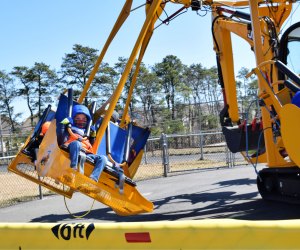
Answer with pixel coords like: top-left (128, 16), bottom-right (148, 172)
top-left (1, 0), bottom-right (219, 71)
top-left (1, 1), bottom-right (300, 71)
top-left (1, 1), bottom-right (300, 120)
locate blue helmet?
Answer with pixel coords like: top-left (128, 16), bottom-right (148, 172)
top-left (292, 91), bottom-right (300, 108)
top-left (72, 105), bottom-right (91, 126)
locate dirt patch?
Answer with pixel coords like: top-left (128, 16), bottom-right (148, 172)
top-left (0, 172), bottom-right (53, 208)
top-left (146, 146), bottom-right (227, 157)
top-left (1, 155), bottom-right (237, 208)
top-left (133, 159), bottom-right (229, 180)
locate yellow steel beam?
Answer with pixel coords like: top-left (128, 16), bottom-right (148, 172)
top-left (249, 0), bottom-right (289, 167)
top-left (78, 0), bottom-right (133, 104)
top-left (120, 2), bottom-right (167, 127)
top-left (3, 220), bottom-right (300, 249)
top-left (92, 0), bottom-right (164, 154)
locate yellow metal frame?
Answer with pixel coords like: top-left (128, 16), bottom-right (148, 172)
top-left (74, 0), bottom-right (296, 170)
top-left (93, 0), bottom-right (164, 154)
top-left (4, 220), bottom-right (300, 249)
top-left (35, 120), bottom-right (153, 216)
top-left (7, 0), bottom-right (300, 216)
top-left (210, 0), bottom-right (294, 168)
top-left (8, 0), bottom-right (159, 216)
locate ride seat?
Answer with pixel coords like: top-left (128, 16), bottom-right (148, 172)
top-left (59, 144), bottom-right (136, 187)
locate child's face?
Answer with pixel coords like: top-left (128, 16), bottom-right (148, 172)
top-left (74, 114), bottom-right (87, 129)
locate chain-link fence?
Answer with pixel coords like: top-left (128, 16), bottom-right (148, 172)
top-left (0, 132), bottom-right (29, 157)
top-left (0, 131), bottom-right (247, 208)
top-left (0, 130), bottom-right (54, 208)
top-left (0, 167), bottom-right (52, 208)
top-left (131, 131), bottom-right (247, 180)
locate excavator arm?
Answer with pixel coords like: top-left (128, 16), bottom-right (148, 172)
top-left (8, 0), bottom-right (300, 215)
top-left (209, 0), bottom-right (300, 202)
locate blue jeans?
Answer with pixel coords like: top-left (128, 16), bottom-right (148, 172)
top-left (68, 140), bottom-right (107, 182)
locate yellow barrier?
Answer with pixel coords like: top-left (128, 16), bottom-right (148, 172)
top-left (1, 219), bottom-right (299, 249)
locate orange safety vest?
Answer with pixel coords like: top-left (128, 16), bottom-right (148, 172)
top-left (64, 129), bottom-right (94, 154)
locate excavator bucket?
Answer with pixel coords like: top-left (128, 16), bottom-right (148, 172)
top-left (280, 103), bottom-right (300, 166)
top-left (35, 121), bottom-right (153, 215)
top-left (222, 124), bottom-right (265, 154)
top-left (9, 92), bottom-right (153, 216)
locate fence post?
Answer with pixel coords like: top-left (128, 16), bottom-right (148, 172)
top-left (0, 115), bottom-right (5, 157)
top-left (225, 146), bottom-right (230, 168)
top-left (143, 144), bottom-right (148, 164)
top-left (38, 177), bottom-right (43, 200)
top-left (34, 148), bottom-right (43, 199)
top-left (160, 133), bottom-right (169, 177)
top-left (228, 152), bottom-right (234, 168)
top-left (199, 132), bottom-right (204, 160)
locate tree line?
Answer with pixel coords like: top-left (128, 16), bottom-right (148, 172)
top-left (0, 44), bottom-right (257, 136)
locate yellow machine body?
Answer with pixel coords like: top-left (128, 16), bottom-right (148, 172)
top-left (8, 0), bottom-right (300, 210)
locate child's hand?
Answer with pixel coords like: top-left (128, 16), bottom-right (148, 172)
top-left (90, 125), bottom-right (96, 137)
top-left (61, 117), bottom-right (73, 125)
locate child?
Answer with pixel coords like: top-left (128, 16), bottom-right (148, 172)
top-left (60, 104), bottom-right (107, 185)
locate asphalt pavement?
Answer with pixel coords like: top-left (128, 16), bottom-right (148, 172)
top-left (1, 164), bottom-right (300, 223)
